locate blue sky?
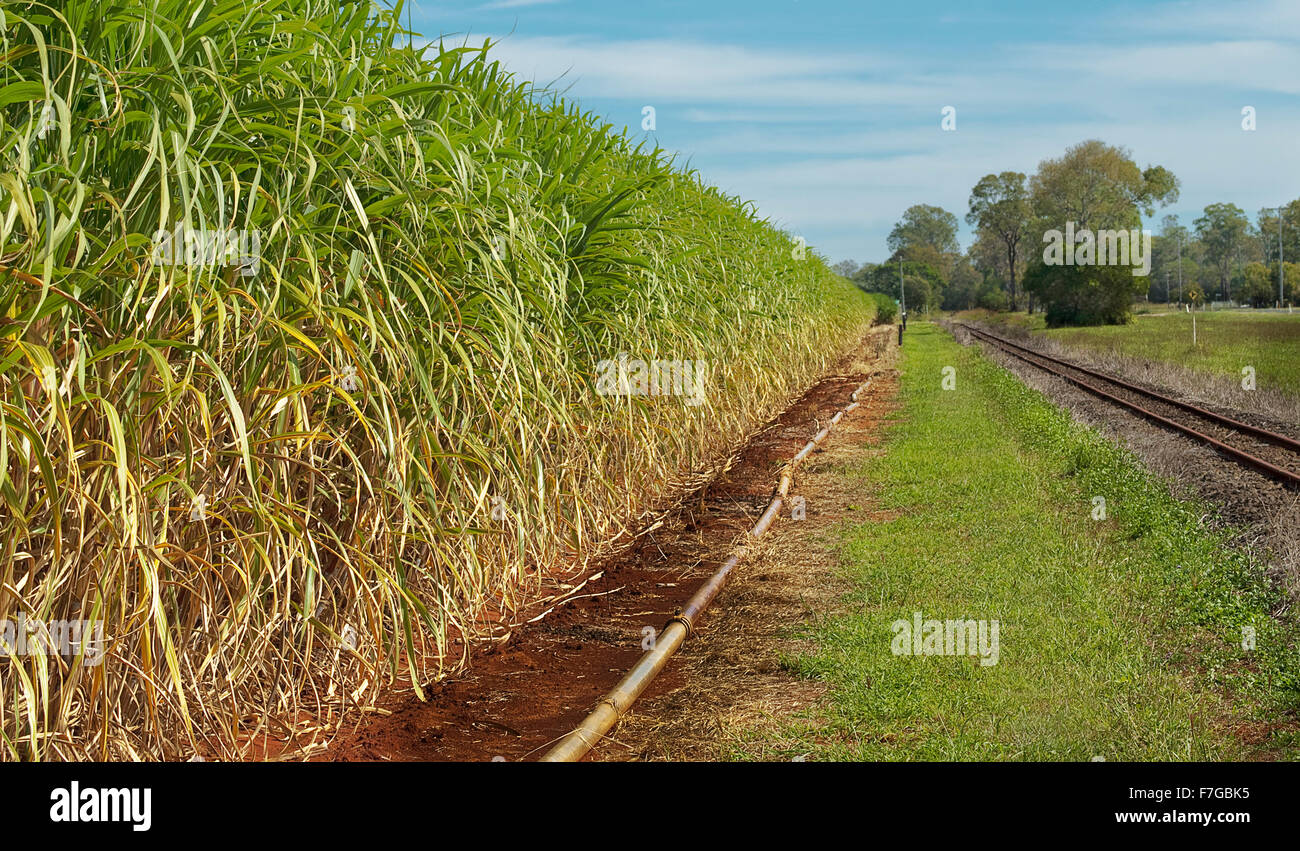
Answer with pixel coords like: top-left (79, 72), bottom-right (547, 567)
top-left (406, 0), bottom-right (1300, 265)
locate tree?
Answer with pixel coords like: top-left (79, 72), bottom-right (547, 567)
top-left (850, 262), bottom-right (877, 287)
top-left (966, 172), bottom-right (1031, 310)
top-left (1237, 261), bottom-right (1274, 307)
top-left (1255, 201), bottom-right (1300, 265)
top-left (1194, 203), bottom-right (1250, 301)
top-left (968, 228), bottom-right (1026, 311)
top-left (970, 229), bottom-right (1007, 283)
top-left (1022, 262), bottom-right (1138, 326)
top-left (1286, 261), bottom-right (1300, 304)
top-left (1256, 200), bottom-right (1300, 304)
top-left (887, 204), bottom-right (960, 257)
top-left (901, 272), bottom-right (933, 314)
top-left (941, 254), bottom-right (982, 311)
top-left (1030, 140), bottom-right (1179, 233)
top-left (1025, 140), bottom-right (1179, 326)
top-left (859, 258), bottom-right (943, 313)
top-left (831, 259), bottom-right (859, 279)
top-left (885, 204), bottom-right (961, 310)
top-left (977, 283), bottom-right (1009, 311)
top-left (1149, 214), bottom-right (1191, 303)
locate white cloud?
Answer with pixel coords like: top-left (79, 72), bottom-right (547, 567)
top-left (477, 0), bottom-right (564, 10)
top-left (464, 35), bottom-right (934, 106)
top-left (431, 12), bottom-right (1300, 262)
top-left (1025, 40), bottom-right (1300, 94)
top-left (681, 107), bottom-right (846, 125)
top-left (1132, 0), bottom-right (1300, 40)
top-left (698, 112), bottom-right (1300, 260)
top-left (469, 31), bottom-right (1300, 118)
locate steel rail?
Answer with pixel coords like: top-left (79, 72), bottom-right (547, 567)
top-left (959, 324), bottom-right (1300, 454)
top-left (960, 324), bottom-right (1300, 488)
top-left (539, 376), bottom-right (874, 762)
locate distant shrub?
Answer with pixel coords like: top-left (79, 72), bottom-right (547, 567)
top-left (977, 286), bottom-right (1009, 311)
top-left (867, 292), bottom-right (899, 324)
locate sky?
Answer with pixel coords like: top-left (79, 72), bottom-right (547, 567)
top-left (404, 0), bottom-right (1300, 266)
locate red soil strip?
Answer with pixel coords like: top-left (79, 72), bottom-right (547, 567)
top-left (320, 331), bottom-right (891, 761)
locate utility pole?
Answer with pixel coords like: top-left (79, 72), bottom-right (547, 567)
top-left (1177, 234), bottom-right (1183, 304)
top-left (1165, 270), bottom-right (1170, 304)
top-left (1277, 207), bottom-right (1286, 308)
top-left (1229, 244), bottom-right (1236, 303)
top-left (898, 257), bottom-right (906, 336)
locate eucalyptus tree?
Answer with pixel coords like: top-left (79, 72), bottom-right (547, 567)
top-left (966, 172), bottom-right (1031, 309)
top-left (1025, 140), bottom-right (1179, 325)
top-left (1194, 203), bottom-right (1250, 301)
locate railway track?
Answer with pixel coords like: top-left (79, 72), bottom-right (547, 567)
top-left (959, 323), bottom-right (1300, 488)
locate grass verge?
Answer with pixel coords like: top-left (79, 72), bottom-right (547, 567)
top-left (761, 322), bottom-right (1299, 761)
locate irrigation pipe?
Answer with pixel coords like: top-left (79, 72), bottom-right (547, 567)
top-left (540, 376), bottom-right (873, 762)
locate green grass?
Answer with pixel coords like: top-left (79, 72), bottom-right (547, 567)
top-left (1047, 311), bottom-right (1300, 399)
top-left (0, 0), bottom-right (872, 759)
top-left (958, 309), bottom-right (1300, 398)
top-left (758, 323), bottom-right (1299, 761)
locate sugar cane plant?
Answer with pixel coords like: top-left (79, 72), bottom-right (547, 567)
top-left (0, 0), bottom-right (873, 759)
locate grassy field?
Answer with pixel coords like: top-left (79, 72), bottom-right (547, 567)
top-left (764, 323), bottom-right (1298, 761)
top-left (957, 309), bottom-right (1300, 398)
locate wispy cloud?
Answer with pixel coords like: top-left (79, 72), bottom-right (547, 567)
top-left (1132, 0), bottom-right (1300, 39)
top-left (477, 0), bottom-right (564, 11)
top-left (428, 1), bottom-right (1300, 262)
top-left (1024, 40), bottom-right (1300, 94)
top-left (471, 35), bottom-right (924, 106)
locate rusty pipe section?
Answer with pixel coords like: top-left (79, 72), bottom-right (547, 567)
top-left (540, 376), bottom-right (872, 762)
top-left (536, 619), bottom-right (691, 762)
top-left (792, 429), bottom-right (831, 463)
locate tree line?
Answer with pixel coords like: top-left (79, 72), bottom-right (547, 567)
top-left (834, 139), bottom-right (1299, 326)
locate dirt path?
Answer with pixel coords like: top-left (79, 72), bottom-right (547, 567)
top-left (593, 357), bottom-right (900, 760)
top-left (320, 327), bottom-right (897, 761)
